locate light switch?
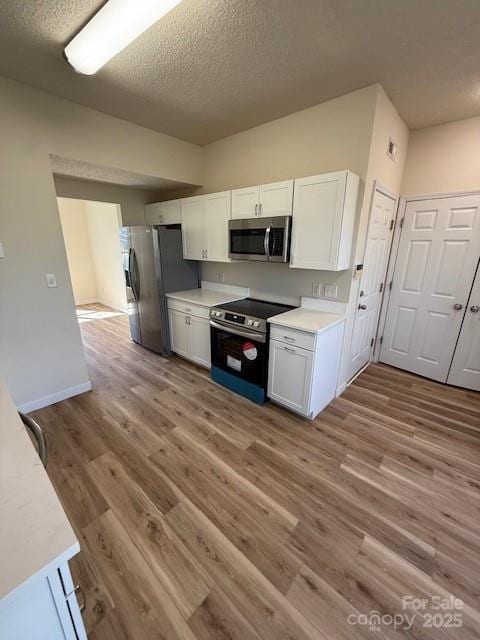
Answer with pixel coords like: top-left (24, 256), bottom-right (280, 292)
top-left (324, 284), bottom-right (338, 299)
top-left (45, 273), bottom-right (57, 288)
top-left (0, 242), bottom-right (5, 258)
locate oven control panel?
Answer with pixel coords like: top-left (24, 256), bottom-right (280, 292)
top-left (210, 307), bottom-right (266, 332)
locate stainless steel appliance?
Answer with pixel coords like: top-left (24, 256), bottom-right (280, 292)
top-left (120, 225), bottom-right (199, 355)
top-left (228, 216), bottom-right (291, 262)
top-left (210, 298), bottom-right (295, 403)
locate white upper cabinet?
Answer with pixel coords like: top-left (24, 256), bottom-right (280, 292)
top-left (145, 199), bottom-right (181, 225)
top-left (231, 186), bottom-right (260, 219)
top-left (290, 170), bottom-right (359, 271)
top-left (205, 191), bottom-right (231, 262)
top-left (259, 180), bottom-right (294, 217)
top-left (231, 180), bottom-right (293, 219)
top-left (181, 196), bottom-right (206, 260)
top-left (181, 192), bottom-right (231, 262)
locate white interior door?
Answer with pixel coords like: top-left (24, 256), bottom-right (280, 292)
top-left (348, 187), bottom-right (397, 380)
top-left (380, 194), bottom-right (480, 381)
top-left (447, 262), bottom-right (480, 390)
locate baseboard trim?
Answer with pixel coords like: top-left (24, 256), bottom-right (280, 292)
top-left (17, 381), bottom-right (93, 413)
top-left (75, 298), bottom-right (99, 305)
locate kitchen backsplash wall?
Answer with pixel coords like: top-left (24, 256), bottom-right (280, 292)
top-left (200, 261), bottom-right (352, 306)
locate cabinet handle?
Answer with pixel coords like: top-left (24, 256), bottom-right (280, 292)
top-left (453, 303), bottom-right (463, 311)
top-left (254, 204), bottom-right (258, 216)
top-left (205, 249), bottom-right (208, 259)
top-left (185, 307), bottom-right (191, 312)
top-left (471, 305), bottom-right (480, 313)
top-left (74, 584), bottom-right (86, 613)
top-left (284, 336), bottom-right (295, 342)
top-left (284, 346), bottom-right (295, 353)
top-left (358, 304), bottom-right (367, 310)
top-left (258, 203), bottom-right (262, 216)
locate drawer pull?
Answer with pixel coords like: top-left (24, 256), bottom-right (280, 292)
top-left (74, 585), bottom-right (86, 613)
top-left (284, 335), bottom-right (295, 342)
top-left (284, 346), bottom-right (295, 353)
top-left (185, 307), bottom-right (191, 312)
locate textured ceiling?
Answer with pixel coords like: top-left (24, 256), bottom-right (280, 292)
top-left (50, 155), bottom-right (186, 190)
top-left (1, 0), bottom-right (480, 144)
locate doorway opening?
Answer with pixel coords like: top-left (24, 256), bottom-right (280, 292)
top-left (57, 196), bottom-right (127, 329)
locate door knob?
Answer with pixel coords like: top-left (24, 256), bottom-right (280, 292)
top-left (471, 305), bottom-right (480, 313)
top-left (453, 303), bottom-right (463, 311)
top-left (358, 304), bottom-right (367, 310)
top-left (359, 290), bottom-right (365, 297)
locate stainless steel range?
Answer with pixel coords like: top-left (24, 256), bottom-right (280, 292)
top-left (209, 298), bottom-right (295, 404)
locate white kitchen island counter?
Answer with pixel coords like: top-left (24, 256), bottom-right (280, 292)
top-left (0, 380), bottom-right (86, 639)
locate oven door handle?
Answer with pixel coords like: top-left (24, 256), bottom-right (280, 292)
top-left (264, 226), bottom-right (271, 261)
top-left (210, 319), bottom-right (266, 343)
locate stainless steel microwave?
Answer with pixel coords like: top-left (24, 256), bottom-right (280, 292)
top-left (228, 216), bottom-right (291, 262)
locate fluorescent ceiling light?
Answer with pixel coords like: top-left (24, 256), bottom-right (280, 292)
top-left (64, 0), bottom-right (183, 75)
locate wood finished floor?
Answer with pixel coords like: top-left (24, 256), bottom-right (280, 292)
top-left (32, 304), bottom-right (480, 639)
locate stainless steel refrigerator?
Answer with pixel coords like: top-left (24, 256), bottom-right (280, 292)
top-left (120, 225), bottom-right (199, 356)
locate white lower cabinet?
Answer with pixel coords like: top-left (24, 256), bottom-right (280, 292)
top-left (168, 306), bottom-right (211, 368)
top-left (0, 562), bottom-right (86, 640)
top-left (268, 321), bottom-right (345, 419)
top-left (268, 342), bottom-right (314, 415)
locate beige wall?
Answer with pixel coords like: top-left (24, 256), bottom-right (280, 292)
top-left (85, 202), bottom-right (127, 311)
top-left (401, 116), bottom-right (480, 195)
top-left (201, 85), bottom-right (380, 303)
top-left (58, 198), bottom-right (98, 304)
top-left (54, 175), bottom-right (165, 226)
top-left (0, 75), bottom-right (202, 408)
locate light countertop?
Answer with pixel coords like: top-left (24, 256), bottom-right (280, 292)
top-left (166, 288), bottom-right (245, 307)
top-left (268, 308), bottom-right (345, 333)
top-left (0, 381), bottom-right (79, 602)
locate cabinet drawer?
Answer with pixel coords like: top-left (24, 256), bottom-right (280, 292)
top-left (167, 298), bottom-right (210, 319)
top-left (270, 325), bottom-right (316, 351)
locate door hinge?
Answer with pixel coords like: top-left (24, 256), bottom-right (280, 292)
top-left (370, 338), bottom-right (375, 347)
top-left (400, 217), bottom-right (405, 229)
top-left (389, 281), bottom-right (393, 291)
top-left (389, 219), bottom-right (394, 231)
top-left (379, 282), bottom-right (384, 293)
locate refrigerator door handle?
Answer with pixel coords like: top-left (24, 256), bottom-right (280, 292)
top-left (129, 248), bottom-right (141, 300)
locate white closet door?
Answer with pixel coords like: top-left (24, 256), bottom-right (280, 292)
top-left (380, 194), bottom-right (480, 381)
top-left (348, 188), bottom-right (396, 380)
top-left (447, 263), bottom-right (480, 390)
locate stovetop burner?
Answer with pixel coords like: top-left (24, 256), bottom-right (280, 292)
top-left (217, 298), bottom-right (294, 319)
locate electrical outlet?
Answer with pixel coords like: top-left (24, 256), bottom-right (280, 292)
top-left (324, 284), bottom-right (338, 299)
top-left (45, 273), bottom-right (57, 288)
top-left (312, 283), bottom-right (322, 297)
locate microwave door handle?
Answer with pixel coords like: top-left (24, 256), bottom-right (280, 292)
top-left (264, 226), bottom-right (271, 261)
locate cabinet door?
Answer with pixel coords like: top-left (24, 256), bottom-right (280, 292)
top-left (447, 265), bottom-right (480, 391)
top-left (268, 340), bottom-right (313, 416)
top-left (290, 171), bottom-right (358, 271)
top-left (205, 191), bottom-right (231, 262)
top-left (168, 309), bottom-right (190, 358)
top-left (145, 202), bottom-right (164, 225)
top-left (145, 200), bottom-right (181, 225)
top-left (181, 196), bottom-right (206, 260)
top-left (160, 199), bottom-right (181, 224)
top-left (231, 186), bottom-right (260, 219)
top-left (189, 315), bottom-right (211, 368)
top-left (259, 180), bottom-right (293, 217)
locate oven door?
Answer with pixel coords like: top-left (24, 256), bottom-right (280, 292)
top-left (210, 319), bottom-right (268, 387)
top-left (229, 216), bottom-right (290, 262)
